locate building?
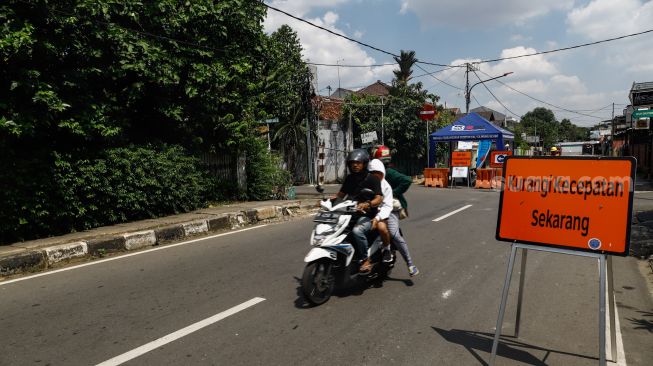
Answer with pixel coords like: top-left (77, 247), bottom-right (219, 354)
top-left (356, 80), bottom-right (391, 97)
top-left (313, 96), bottom-right (350, 184)
top-left (621, 82), bottom-right (653, 176)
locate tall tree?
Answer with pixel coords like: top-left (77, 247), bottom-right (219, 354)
top-left (520, 107), bottom-right (559, 149)
top-left (344, 50), bottom-right (441, 174)
top-left (393, 50), bottom-right (417, 86)
top-left (1, 0), bottom-right (269, 155)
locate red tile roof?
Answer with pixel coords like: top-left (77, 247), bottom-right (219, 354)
top-left (356, 80), bottom-right (390, 96)
top-left (313, 96), bottom-right (344, 121)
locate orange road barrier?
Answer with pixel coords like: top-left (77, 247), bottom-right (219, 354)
top-left (424, 168), bottom-right (449, 188)
top-left (475, 169), bottom-right (494, 189)
top-left (491, 168), bottom-right (504, 190)
top-left (423, 168), bottom-right (435, 187)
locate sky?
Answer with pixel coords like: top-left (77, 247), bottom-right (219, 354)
top-left (263, 0), bottom-right (653, 127)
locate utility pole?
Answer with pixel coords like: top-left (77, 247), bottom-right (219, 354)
top-left (381, 96), bottom-right (384, 145)
top-left (611, 102), bottom-right (615, 156)
top-left (336, 59), bottom-right (344, 94)
top-left (465, 63), bottom-right (470, 113)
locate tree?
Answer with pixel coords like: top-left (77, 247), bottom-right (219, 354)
top-left (1, 0), bottom-right (269, 155)
top-left (0, 0), bottom-right (305, 242)
top-left (263, 25), bottom-right (313, 182)
top-left (520, 107), bottom-right (559, 149)
top-left (342, 51), bottom-right (441, 174)
top-left (393, 50), bottom-right (417, 86)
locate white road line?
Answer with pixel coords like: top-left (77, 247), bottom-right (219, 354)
top-left (0, 225), bottom-right (268, 286)
top-left (432, 205), bottom-right (473, 222)
top-left (613, 303), bottom-right (627, 366)
top-left (95, 297), bottom-right (266, 366)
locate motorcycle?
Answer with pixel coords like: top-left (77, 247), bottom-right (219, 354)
top-left (301, 189), bottom-right (396, 306)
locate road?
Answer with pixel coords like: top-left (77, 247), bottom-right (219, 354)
top-left (1, 187), bottom-right (652, 365)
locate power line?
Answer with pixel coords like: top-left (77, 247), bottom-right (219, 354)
top-left (477, 70), bottom-right (605, 119)
top-left (471, 70), bottom-right (522, 118)
top-left (263, 2), bottom-right (398, 58)
top-left (414, 64), bottom-right (464, 91)
top-left (422, 66), bottom-right (463, 91)
top-left (262, 2), bottom-right (460, 68)
top-left (308, 62), bottom-right (395, 67)
top-left (478, 28), bottom-right (653, 64)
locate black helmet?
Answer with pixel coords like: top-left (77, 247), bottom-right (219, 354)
top-left (347, 149), bottom-right (370, 164)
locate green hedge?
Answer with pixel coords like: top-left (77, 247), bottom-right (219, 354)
top-left (0, 145), bottom-right (220, 244)
top-left (245, 137), bottom-right (292, 201)
top-left (0, 141), bottom-right (289, 244)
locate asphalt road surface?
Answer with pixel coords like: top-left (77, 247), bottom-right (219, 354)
top-left (1, 187), bottom-right (652, 365)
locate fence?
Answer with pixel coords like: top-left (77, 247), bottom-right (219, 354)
top-left (199, 151), bottom-right (237, 181)
top-left (199, 151), bottom-right (248, 192)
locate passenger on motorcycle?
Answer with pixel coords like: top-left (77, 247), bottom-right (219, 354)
top-left (371, 145), bottom-right (419, 276)
top-left (367, 159), bottom-right (395, 264)
top-left (333, 149), bottom-right (383, 274)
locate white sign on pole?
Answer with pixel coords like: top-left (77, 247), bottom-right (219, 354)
top-left (458, 141), bottom-right (473, 150)
top-left (451, 166), bottom-right (468, 178)
top-left (361, 131), bottom-right (378, 144)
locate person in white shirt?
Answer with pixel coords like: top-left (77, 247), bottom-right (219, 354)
top-left (368, 159), bottom-right (394, 263)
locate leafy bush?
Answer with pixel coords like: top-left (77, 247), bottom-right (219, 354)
top-left (0, 145), bottom-right (220, 244)
top-left (244, 138), bottom-right (292, 201)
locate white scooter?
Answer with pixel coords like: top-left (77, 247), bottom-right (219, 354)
top-left (301, 190), bottom-right (396, 306)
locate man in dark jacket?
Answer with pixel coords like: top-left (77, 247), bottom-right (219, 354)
top-left (333, 149), bottom-right (383, 274)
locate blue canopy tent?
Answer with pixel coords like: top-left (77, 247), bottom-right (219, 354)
top-left (428, 112), bottom-right (515, 167)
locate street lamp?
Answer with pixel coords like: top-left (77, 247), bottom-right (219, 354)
top-left (465, 71), bottom-right (513, 113)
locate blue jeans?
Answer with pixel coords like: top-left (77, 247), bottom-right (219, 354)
top-left (351, 216), bottom-right (372, 261)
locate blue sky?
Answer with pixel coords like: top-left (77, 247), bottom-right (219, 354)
top-left (264, 0), bottom-right (653, 127)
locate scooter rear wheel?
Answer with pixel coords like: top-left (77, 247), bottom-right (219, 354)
top-left (301, 259), bottom-right (335, 306)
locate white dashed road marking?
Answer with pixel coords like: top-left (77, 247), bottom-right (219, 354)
top-left (95, 297), bottom-right (266, 366)
top-left (433, 205), bottom-right (473, 222)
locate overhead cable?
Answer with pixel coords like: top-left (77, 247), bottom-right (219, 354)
top-left (414, 64), bottom-right (464, 91)
top-left (471, 70), bottom-right (522, 118)
top-left (262, 2), bottom-right (460, 68)
top-left (477, 70), bottom-right (605, 119)
top-left (308, 62), bottom-right (395, 67)
top-left (478, 28), bottom-right (653, 64)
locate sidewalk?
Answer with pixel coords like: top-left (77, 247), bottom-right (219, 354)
top-left (0, 199), bottom-right (319, 277)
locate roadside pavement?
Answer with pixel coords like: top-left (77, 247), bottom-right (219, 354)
top-left (3, 172), bottom-right (653, 279)
top-left (0, 199), bottom-right (319, 278)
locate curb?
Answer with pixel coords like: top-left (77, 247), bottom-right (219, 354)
top-left (0, 201), bottom-right (318, 277)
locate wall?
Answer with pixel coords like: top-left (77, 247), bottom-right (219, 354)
top-left (317, 121), bottom-right (348, 183)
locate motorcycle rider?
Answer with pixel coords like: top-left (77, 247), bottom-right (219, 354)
top-left (371, 145), bottom-right (419, 276)
top-left (333, 149), bottom-right (384, 274)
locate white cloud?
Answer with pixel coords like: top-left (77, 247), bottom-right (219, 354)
top-left (566, 0), bottom-right (653, 73)
top-left (353, 30), bottom-right (364, 39)
top-left (567, 0), bottom-right (653, 40)
top-left (264, 1), bottom-right (394, 94)
top-left (425, 47), bottom-right (619, 126)
top-left (510, 34), bottom-right (532, 42)
top-left (265, 0), bottom-right (349, 18)
top-left (399, 0), bottom-right (574, 28)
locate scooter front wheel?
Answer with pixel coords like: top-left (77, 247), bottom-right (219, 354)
top-left (301, 259), bottom-right (335, 306)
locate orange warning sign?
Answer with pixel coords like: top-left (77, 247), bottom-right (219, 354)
top-left (496, 156), bottom-right (636, 255)
top-left (451, 151), bottom-right (472, 167)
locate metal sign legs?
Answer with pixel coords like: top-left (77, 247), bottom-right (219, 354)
top-left (489, 244), bottom-right (617, 366)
